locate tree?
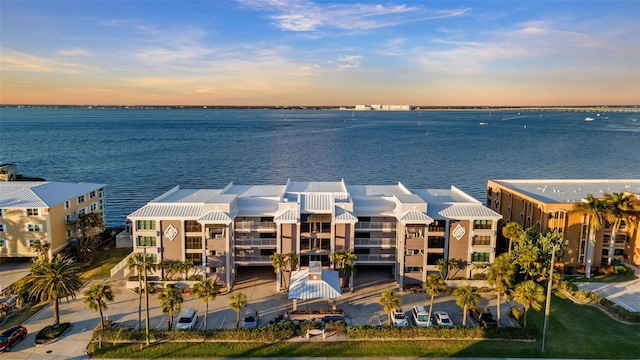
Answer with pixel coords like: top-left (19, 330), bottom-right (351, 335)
top-left (513, 280), bottom-right (545, 328)
top-left (127, 252), bottom-right (157, 330)
top-left (193, 278), bottom-right (220, 330)
top-left (378, 289), bottom-right (401, 325)
top-left (571, 194), bottom-right (609, 278)
top-left (270, 253), bottom-right (287, 291)
top-left (330, 250), bottom-right (358, 290)
top-left (69, 212), bottom-right (105, 263)
top-left (158, 285), bottom-right (183, 331)
top-left (178, 260), bottom-right (194, 280)
top-left (31, 241), bottom-right (51, 262)
top-left (452, 286), bottom-right (480, 326)
top-left (425, 274), bottom-right (447, 325)
top-left (436, 259), bottom-right (460, 280)
top-left (512, 227), bottom-right (541, 280)
top-left (83, 283), bottom-right (114, 329)
top-left (28, 254), bottom-right (82, 326)
top-left (486, 253), bottom-right (515, 327)
top-left (284, 252), bottom-right (300, 291)
top-left (603, 192), bottom-right (640, 265)
top-left (502, 222), bottom-right (524, 256)
top-left (229, 292), bottom-right (248, 328)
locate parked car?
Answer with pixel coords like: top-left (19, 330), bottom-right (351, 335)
top-left (0, 325), bottom-right (27, 353)
top-left (175, 308), bottom-right (198, 330)
top-left (242, 309), bottom-right (259, 328)
top-left (471, 307), bottom-right (498, 327)
top-left (411, 305), bottom-right (433, 327)
top-left (391, 308), bottom-right (409, 327)
top-left (433, 311), bottom-right (453, 326)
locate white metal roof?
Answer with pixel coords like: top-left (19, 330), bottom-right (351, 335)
top-left (427, 203), bottom-right (502, 220)
top-left (335, 207), bottom-right (358, 223)
top-left (128, 204), bottom-right (204, 218)
top-left (198, 210), bottom-right (235, 223)
top-left (395, 194), bottom-right (426, 204)
top-left (491, 179), bottom-right (640, 204)
top-left (236, 198), bottom-right (278, 215)
top-left (352, 197), bottom-right (396, 214)
top-left (346, 184), bottom-right (408, 197)
top-left (301, 193), bottom-right (333, 213)
top-left (397, 210), bottom-right (433, 223)
top-left (286, 181), bottom-right (345, 193)
top-left (288, 269), bottom-right (342, 300)
top-left (274, 208), bottom-right (299, 223)
top-left (0, 181), bottom-right (106, 208)
top-left (157, 189), bottom-right (222, 203)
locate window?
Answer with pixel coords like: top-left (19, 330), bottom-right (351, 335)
top-left (473, 236), bottom-right (491, 246)
top-left (473, 220), bottom-right (492, 230)
top-left (27, 224), bottom-right (42, 232)
top-left (215, 250), bottom-right (226, 256)
top-left (26, 208), bottom-right (39, 216)
top-left (471, 252), bottom-right (490, 262)
top-left (65, 201), bottom-right (70, 209)
top-left (0, 209), bottom-right (4, 217)
top-left (0, 239), bottom-right (5, 248)
top-left (405, 266), bottom-right (422, 273)
top-left (487, 188), bottom-right (493, 196)
top-left (428, 236), bottom-right (445, 248)
top-left (89, 191), bottom-right (96, 199)
top-left (89, 203), bottom-right (96, 212)
top-left (147, 253), bottom-right (158, 264)
top-left (136, 220), bottom-right (156, 230)
top-left (78, 208), bottom-right (86, 215)
top-left (0, 224), bottom-right (5, 232)
top-left (428, 220), bottom-right (446, 232)
top-left (185, 220), bottom-right (201, 232)
top-left (260, 249), bottom-right (275, 256)
top-left (426, 253), bottom-right (444, 265)
top-left (185, 237), bottom-right (202, 249)
top-left (77, 195), bottom-right (85, 203)
top-left (27, 239), bottom-right (41, 248)
top-left (186, 252), bottom-right (202, 266)
top-left (136, 236), bottom-right (157, 247)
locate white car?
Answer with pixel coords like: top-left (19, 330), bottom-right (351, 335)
top-left (411, 306), bottom-right (433, 327)
top-left (175, 308), bottom-right (198, 330)
top-left (434, 311), bottom-right (453, 326)
top-left (242, 309), bottom-right (259, 328)
top-left (391, 309), bottom-right (408, 327)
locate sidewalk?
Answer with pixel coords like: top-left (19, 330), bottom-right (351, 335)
top-left (576, 263), bottom-right (640, 312)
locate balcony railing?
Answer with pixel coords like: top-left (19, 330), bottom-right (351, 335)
top-left (234, 238), bottom-right (277, 246)
top-left (235, 221), bottom-right (277, 232)
top-left (354, 237), bottom-right (397, 247)
top-left (355, 222), bottom-right (397, 231)
top-left (235, 255), bottom-right (272, 263)
top-left (356, 254), bottom-right (396, 263)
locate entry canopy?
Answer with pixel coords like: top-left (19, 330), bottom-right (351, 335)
top-left (288, 261), bottom-right (342, 300)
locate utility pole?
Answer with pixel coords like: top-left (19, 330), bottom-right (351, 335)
top-left (541, 244), bottom-right (557, 352)
top-left (144, 247), bottom-right (150, 346)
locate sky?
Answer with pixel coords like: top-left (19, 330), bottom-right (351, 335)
top-left (1, 0), bottom-right (639, 106)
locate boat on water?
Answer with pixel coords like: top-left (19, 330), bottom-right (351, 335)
top-left (585, 117), bottom-right (594, 121)
top-left (479, 122), bottom-right (490, 126)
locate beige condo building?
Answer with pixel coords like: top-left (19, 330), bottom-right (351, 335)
top-left (486, 179), bottom-right (640, 270)
top-left (126, 180), bottom-right (501, 290)
top-left (0, 181), bottom-right (107, 259)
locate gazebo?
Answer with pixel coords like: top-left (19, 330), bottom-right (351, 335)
top-left (288, 261), bottom-right (342, 310)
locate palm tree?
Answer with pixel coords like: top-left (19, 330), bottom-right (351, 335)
top-left (502, 221), bottom-right (524, 256)
top-left (158, 285), bottom-right (183, 331)
top-left (229, 292), bottom-right (248, 328)
top-left (452, 286), bottom-right (480, 326)
top-left (83, 283), bottom-right (114, 329)
top-left (603, 192), bottom-right (640, 265)
top-left (270, 253), bottom-right (287, 291)
top-left (330, 250), bottom-right (358, 290)
top-left (28, 254), bottom-right (82, 326)
top-left (193, 278), bottom-right (220, 330)
top-left (571, 194), bottom-right (609, 278)
top-left (486, 253), bottom-right (515, 327)
top-left (127, 252), bottom-right (157, 330)
top-left (378, 289), bottom-right (401, 325)
top-left (425, 274), bottom-right (447, 324)
top-left (284, 252), bottom-right (300, 291)
top-left (513, 280), bottom-right (545, 328)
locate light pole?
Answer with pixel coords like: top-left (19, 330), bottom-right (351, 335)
top-left (143, 247), bottom-right (150, 346)
top-left (541, 244), bottom-right (557, 352)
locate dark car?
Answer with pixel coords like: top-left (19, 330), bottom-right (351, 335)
top-left (0, 326), bottom-right (27, 353)
top-left (471, 307), bottom-right (498, 327)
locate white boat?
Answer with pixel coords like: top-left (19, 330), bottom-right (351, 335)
top-left (479, 122), bottom-right (490, 125)
top-left (585, 117), bottom-right (594, 121)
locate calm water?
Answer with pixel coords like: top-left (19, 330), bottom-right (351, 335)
top-left (1, 108), bottom-right (639, 226)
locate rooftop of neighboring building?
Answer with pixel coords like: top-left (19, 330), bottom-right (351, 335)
top-left (0, 181), bottom-right (106, 208)
top-left (490, 179), bottom-right (640, 204)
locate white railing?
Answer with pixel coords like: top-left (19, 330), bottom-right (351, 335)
top-left (235, 221), bottom-right (277, 231)
top-left (235, 255), bottom-right (272, 263)
top-left (115, 231), bottom-right (132, 248)
top-left (354, 237), bottom-right (396, 247)
top-left (356, 254), bottom-right (396, 262)
top-left (110, 252), bottom-right (133, 277)
top-left (355, 222), bottom-right (397, 231)
top-left (235, 238), bottom-right (277, 246)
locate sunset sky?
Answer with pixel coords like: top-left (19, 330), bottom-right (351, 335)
top-left (1, 0), bottom-right (638, 106)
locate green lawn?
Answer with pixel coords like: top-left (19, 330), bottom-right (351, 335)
top-left (571, 272), bottom-right (637, 283)
top-left (79, 247), bottom-right (131, 281)
top-left (88, 291), bottom-right (640, 358)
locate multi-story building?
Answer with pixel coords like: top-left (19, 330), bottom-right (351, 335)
top-left (127, 180), bottom-right (501, 290)
top-left (0, 181), bottom-right (107, 259)
top-left (486, 179), bottom-right (640, 269)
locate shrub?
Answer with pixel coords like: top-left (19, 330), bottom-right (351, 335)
top-left (472, 273), bottom-right (487, 280)
top-left (614, 265), bottom-right (628, 275)
top-left (300, 320), bottom-right (322, 335)
top-left (324, 321), bottom-right (346, 333)
top-left (36, 323), bottom-right (71, 342)
top-left (509, 306), bottom-right (524, 327)
top-left (345, 325), bottom-right (534, 340)
top-left (598, 298), bottom-right (640, 323)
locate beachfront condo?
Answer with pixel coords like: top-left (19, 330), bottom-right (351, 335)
top-left (0, 181), bottom-right (107, 259)
top-left (125, 180), bottom-right (502, 290)
top-left (486, 179), bottom-right (640, 271)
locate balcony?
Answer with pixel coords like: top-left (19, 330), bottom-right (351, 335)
top-left (235, 255), bottom-right (272, 263)
top-left (405, 237), bottom-right (424, 248)
top-left (405, 254), bottom-right (424, 267)
top-left (115, 231), bottom-right (132, 248)
top-left (354, 237), bottom-right (396, 247)
top-left (234, 237), bottom-right (277, 247)
top-left (207, 237), bottom-right (226, 251)
top-left (355, 222), bottom-right (397, 231)
top-left (356, 254), bottom-right (396, 263)
top-left (235, 221), bottom-right (277, 232)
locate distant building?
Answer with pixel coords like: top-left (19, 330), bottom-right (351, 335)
top-left (355, 104), bottom-right (411, 111)
top-left (0, 163), bottom-right (17, 181)
top-left (0, 181), bottom-right (106, 258)
top-left (126, 180), bottom-right (501, 290)
top-left (486, 179), bottom-right (640, 269)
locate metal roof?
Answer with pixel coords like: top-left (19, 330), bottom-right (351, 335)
top-left (0, 181), bottom-right (106, 208)
top-left (397, 210), bottom-right (433, 223)
top-left (128, 204), bottom-right (204, 218)
top-left (286, 181), bottom-right (345, 193)
top-left (157, 189), bottom-right (222, 203)
top-left (236, 198), bottom-right (278, 215)
top-left (198, 210), bottom-right (235, 223)
top-left (352, 197), bottom-right (396, 214)
top-left (395, 194), bottom-right (426, 204)
top-left (288, 269), bottom-right (342, 300)
top-left (335, 207), bottom-right (358, 223)
top-left (274, 208), bottom-right (299, 223)
top-left (491, 179), bottom-right (640, 204)
top-left (301, 193), bottom-right (333, 213)
top-left (427, 203), bottom-right (502, 220)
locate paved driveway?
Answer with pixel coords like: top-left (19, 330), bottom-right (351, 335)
top-left (0, 259), bottom-right (32, 293)
top-left (577, 263), bottom-right (640, 312)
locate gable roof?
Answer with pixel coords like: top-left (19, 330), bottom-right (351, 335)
top-left (0, 181), bottom-right (106, 208)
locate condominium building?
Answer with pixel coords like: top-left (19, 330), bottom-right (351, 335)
top-left (0, 181), bottom-right (107, 258)
top-left (126, 180), bottom-right (501, 290)
top-left (486, 179), bottom-right (640, 269)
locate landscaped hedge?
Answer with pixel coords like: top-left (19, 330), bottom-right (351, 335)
top-left (36, 323), bottom-right (71, 343)
top-left (599, 298), bottom-right (640, 323)
top-left (345, 325), bottom-right (534, 340)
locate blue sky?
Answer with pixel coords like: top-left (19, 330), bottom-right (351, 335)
top-left (1, 0), bottom-right (638, 106)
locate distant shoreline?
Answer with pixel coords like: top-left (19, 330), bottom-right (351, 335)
top-left (1, 104), bottom-right (638, 112)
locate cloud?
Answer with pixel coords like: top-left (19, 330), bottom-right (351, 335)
top-left (337, 55), bottom-right (362, 69)
top-left (238, 0), bottom-right (469, 31)
top-left (0, 48), bottom-right (92, 74)
top-left (57, 48), bottom-right (92, 57)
